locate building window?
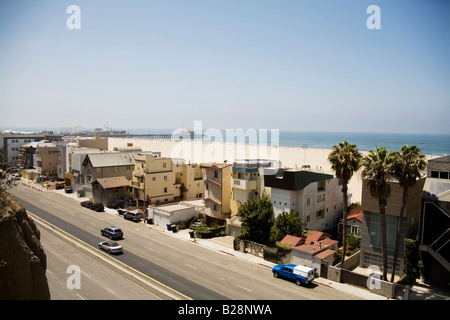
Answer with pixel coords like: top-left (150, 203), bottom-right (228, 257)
top-left (307, 198), bottom-right (311, 206)
top-left (213, 204), bottom-right (217, 211)
top-left (164, 187), bottom-right (167, 193)
top-left (431, 171), bottom-right (439, 178)
top-left (316, 209), bottom-right (324, 218)
top-left (317, 194), bottom-right (325, 203)
top-left (163, 163), bottom-right (167, 169)
top-left (306, 215), bottom-right (310, 222)
top-left (164, 176), bottom-right (167, 181)
top-left (214, 170), bottom-right (218, 178)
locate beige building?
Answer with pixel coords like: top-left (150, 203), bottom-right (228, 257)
top-left (76, 134), bottom-right (108, 150)
top-left (201, 163), bottom-right (232, 225)
top-left (176, 163), bottom-right (204, 200)
top-left (131, 153), bottom-right (183, 206)
top-left (36, 142), bottom-right (61, 179)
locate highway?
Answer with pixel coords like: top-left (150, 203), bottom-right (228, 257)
top-left (9, 183), bottom-right (364, 300)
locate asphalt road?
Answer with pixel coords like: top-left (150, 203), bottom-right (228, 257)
top-left (9, 183), bottom-right (364, 300)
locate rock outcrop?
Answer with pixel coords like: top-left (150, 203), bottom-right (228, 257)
top-left (0, 188), bottom-right (51, 299)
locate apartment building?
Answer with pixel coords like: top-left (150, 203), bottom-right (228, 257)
top-left (230, 159), bottom-right (280, 216)
top-left (419, 155), bottom-right (450, 285)
top-left (201, 163), bottom-right (232, 225)
top-left (360, 175), bottom-right (426, 278)
top-left (264, 169), bottom-right (343, 231)
top-left (176, 163), bottom-right (204, 200)
top-left (131, 153), bottom-right (182, 206)
top-left (0, 131), bottom-right (63, 167)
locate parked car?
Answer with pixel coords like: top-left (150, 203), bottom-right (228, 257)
top-left (90, 203), bottom-right (104, 212)
top-left (123, 210), bottom-right (142, 222)
top-left (272, 264), bottom-right (317, 286)
top-left (101, 226), bottom-right (123, 240)
top-left (111, 200), bottom-right (127, 209)
top-left (81, 200), bottom-right (93, 208)
top-left (98, 241), bottom-right (123, 254)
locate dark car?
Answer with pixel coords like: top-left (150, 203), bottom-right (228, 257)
top-left (111, 200), bottom-right (126, 209)
top-left (81, 200), bottom-right (93, 208)
top-left (101, 226), bottom-right (123, 240)
top-left (98, 241), bottom-right (123, 254)
top-left (123, 210), bottom-right (142, 222)
top-left (90, 203), bottom-right (104, 212)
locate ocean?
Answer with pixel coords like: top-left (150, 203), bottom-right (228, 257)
top-left (2, 126), bottom-right (449, 156)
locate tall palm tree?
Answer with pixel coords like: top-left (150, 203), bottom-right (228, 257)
top-left (328, 141), bottom-right (363, 273)
top-left (389, 145), bottom-right (427, 282)
top-left (361, 146), bottom-right (392, 281)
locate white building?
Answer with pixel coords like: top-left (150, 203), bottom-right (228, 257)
top-left (264, 169), bottom-right (343, 231)
top-left (148, 199), bottom-right (204, 228)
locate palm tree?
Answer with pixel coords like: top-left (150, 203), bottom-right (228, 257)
top-left (328, 141), bottom-right (363, 273)
top-left (361, 146), bottom-right (392, 281)
top-left (389, 145), bottom-right (427, 282)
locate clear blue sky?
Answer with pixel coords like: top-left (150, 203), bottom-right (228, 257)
top-left (0, 0), bottom-right (448, 134)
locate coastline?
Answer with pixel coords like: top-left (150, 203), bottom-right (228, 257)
top-left (109, 137), bottom-right (438, 204)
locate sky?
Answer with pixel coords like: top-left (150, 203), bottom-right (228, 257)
top-left (0, 0), bottom-right (449, 134)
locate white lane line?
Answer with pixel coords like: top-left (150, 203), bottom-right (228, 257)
top-left (185, 264), bottom-right (198, 270)
top-left (105, 286), bottom-right (116, 295)
top-left (237, 285), bottom-right (252, 292)
top-left (146, 247), bottom-right (161, 254)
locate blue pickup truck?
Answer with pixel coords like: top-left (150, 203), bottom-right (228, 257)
top-left (272, 264), bottom-right (317, 286)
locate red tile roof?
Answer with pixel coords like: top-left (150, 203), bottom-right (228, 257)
top-left (339, 209), bottom-right (363, 223)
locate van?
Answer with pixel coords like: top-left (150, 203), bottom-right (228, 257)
top-left (123, 210), bottom-right (142, 222)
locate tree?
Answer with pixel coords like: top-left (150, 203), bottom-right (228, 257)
top-left (361, 146), bottom-right (392, 281)
top-left (270, 210), bottom-right (306, 242)
top-left (236, 198), bottom-right (273, 244)
top-left (389, 145), bottom-right (426, 282)
top-left (328, 141), bottom-right (363, 272)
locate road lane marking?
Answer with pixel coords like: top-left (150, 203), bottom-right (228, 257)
top-left (237, 285), bottom-right (252, 292)
top-left (185, 264), bottom-right (198, 270)
top-left (105, 286), bottom-right (116, 295)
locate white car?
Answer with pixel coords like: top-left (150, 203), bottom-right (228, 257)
top-left (98, 241), bottom-right (123, 254)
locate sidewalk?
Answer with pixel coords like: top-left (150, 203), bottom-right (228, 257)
top-left (152, 225), bottom-right (388, 300)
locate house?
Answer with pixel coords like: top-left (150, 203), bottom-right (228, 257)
top-left (419, 156), bottom-right (450, 285)
top-left (360, 175), bottom-right (426, 278)
top-left (338, 209), bottom-right (363, 240)
top-left (130, 153), bottom-right (183, 206)
top-left (280, 232), bottom-right (338, 271)
top-left (264, 169), bottom-right (343, 231)
top-left (147, 199), bottom-right (204, 228)
top-left (230, 159), bottom-right (280, 216)
top-left (73, 152), bottom-right (137, 199)
top-left (92, 176), bottom-right (131, 207)
top-left (201, 163), bottom-right (232, 225)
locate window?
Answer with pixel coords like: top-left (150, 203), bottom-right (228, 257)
top-left (306, 215), bottom-right (310, 222)
top-left (163, 163), bottom-right (167, 169)
top-left (431, 171), bottom-right (439, 178)
top-left (164, 176), bottom-right (167, 181)
top-left (317, 194), bottom-right (325, 203)
top-left (214, 170), bottom-right (218, 178)
top-left (164, 187), bottom-right (167, 193)
top-left (213, 204), bottom-right (217, 211)
top-left (440, 171), bottom-right (449, 179)
top-left (316, 209), bottom-right (324, 218)
top-left (307, 198), bottom-right (311, 206)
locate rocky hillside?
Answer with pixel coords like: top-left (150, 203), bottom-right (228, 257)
top-left (0, 188), bottom-right (50, 299)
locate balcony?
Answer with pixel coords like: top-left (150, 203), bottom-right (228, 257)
top-left (232, 179), bottom-right (257, 191)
